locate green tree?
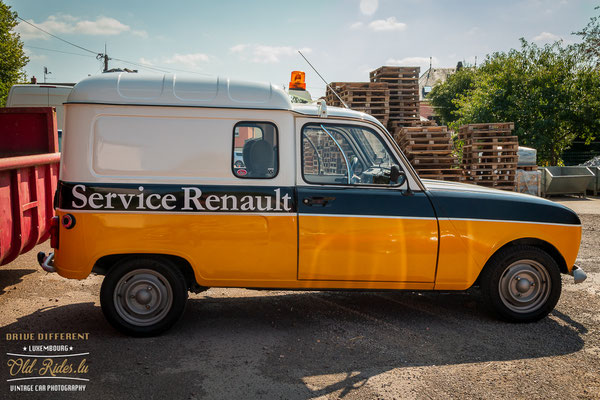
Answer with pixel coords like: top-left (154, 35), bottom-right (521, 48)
top-left (453, 40), bottom-right (599, 165)
top-left (0, 1), bottom-right (28, 107)
top-left (428, 67), bottom-right (476, 126)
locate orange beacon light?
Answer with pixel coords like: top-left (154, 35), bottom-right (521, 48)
top-left (289, 71), bottom-right (306, 90)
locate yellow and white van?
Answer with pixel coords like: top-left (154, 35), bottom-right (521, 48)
top-left (39, 73), bottom-right (586, 336)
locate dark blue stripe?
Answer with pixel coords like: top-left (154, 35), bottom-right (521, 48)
top-left (58, 182), bottom-right (581, 225)
top-left (297, 187), bottom-right (436, 218)
top-left (427, 190), bottom-right (580, 225)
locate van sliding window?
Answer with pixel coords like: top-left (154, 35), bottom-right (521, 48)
top-left (232, 122), bottom-right (279, 179)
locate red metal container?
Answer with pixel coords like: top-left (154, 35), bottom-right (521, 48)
top-left (0, 107), bottom-right (60, 265)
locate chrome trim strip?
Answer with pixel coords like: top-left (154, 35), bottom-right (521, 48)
top-left (299, 213), bottom-right (436, 220)
top-left (445, 217), bottom-right (581, 227)
top-left (56, 209), bottom-right (293, 217)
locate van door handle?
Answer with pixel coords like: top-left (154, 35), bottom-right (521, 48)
top-left (303, 196), bottom-right (335, 207)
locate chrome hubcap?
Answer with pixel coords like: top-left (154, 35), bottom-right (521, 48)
top-left (114, 269), bottom-right (173, 327)
top-left (499, 260), bottom-right (550, 313)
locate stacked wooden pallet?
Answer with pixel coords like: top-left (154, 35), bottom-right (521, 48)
top-left (370, 67), bottom-right (420, 130)
top-left (394, 126), bottom-right (463, 181)
top-left (325, 82), bottom-right (390, 127)
top-left (459, 122), bottom-right (518, 190)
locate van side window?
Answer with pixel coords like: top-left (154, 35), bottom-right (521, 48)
top-left (302, 124), bottom-right (402, 186)
top-left (232, 122), bottom-right (278, 179)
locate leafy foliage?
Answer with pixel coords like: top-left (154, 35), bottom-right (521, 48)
top-left (428, 38), bottom-right (600, 165)
top-left (0, 1), bottom-right (28, 107)
top-left (428, 67), bottom-right (476, 126)
top-left (574, 6), bottom-right (600, 66)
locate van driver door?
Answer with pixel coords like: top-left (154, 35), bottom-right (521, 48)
top-left (296, 120), bottom-right (439, 284)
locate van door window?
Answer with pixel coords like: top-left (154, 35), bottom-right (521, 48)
top-left (301, 124), bottom-right (402, 186)
top-left (232, 122), bottom-right (278, 179)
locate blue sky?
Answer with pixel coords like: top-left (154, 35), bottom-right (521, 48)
top-left (7, 0), bottom-right (597, 98)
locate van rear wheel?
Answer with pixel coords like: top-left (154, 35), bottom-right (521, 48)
top-left (100, 257), bottom-right (188, 336)
top-left (480, 245), bottom-right (561, 322)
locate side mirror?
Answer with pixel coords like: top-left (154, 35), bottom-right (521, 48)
top-left (390, 165), bottom-right (406, 186)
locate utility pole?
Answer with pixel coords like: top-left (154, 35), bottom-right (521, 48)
top-left (98, 43), bottom-right (110, 72)
top-left (43, 67), bottom-right (51, 83)
top-left (104, 43), bottom-right (109, 72)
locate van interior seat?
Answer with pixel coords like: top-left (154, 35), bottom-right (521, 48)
top-left (243, 139), bottom-right (274, 176)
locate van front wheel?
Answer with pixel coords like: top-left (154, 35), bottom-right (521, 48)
top-left (100, 258), bottom-right (188, 336)
top-left (480, 245), bottom-right (561, 322)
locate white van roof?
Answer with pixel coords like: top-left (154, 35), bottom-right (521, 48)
top-left (67, 73), bottom-right (386, 129)
top-left (291, 104), bottom-right (386, 130)
top-left (67, 73), bottom-right (293, 110)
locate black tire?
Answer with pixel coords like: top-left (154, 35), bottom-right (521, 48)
top-left (100, 257), bottom-right (188, 336)
top-left (479, 245), bottom-right (561, 322)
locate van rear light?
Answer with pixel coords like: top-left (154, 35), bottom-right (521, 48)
top-left (62, 213), bottom-right (76, 229)
top-left (50, 216), bottom-right (59, 249)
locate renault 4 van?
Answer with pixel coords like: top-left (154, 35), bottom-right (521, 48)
top-left (38, 73), bottom-right (586, 336)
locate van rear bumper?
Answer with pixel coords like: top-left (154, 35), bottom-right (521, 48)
top-left (37, 252), bottom-right (55, 273)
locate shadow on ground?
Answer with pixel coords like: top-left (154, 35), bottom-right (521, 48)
top-left (0, 269), bottom-right (37, 295)
top-left (0, 290), bottom-right (586, 399)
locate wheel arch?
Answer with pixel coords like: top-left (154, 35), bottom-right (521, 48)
top-left (93, 253), bottom-right (206, 293)
top-left (474, 237), bottom-right (568, 286)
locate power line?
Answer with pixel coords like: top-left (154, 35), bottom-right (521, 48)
top-left (17, 16), bottom-right (100, 56)
top-left (112, 57), bottom-right (213, 76)
top-left (24, 45), bottom-right (97, 58)
top-left (18, 16), bottom-right (214, 77)
top-left (109, 58), bottom-right (172, 74)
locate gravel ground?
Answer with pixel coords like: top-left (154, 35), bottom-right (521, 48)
top-left (1, 199), bottom-right (599, 399)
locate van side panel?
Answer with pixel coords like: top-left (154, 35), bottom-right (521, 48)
top-left (61, 105), bottom-right (295, 186)
top-left (54, 211), bottom-right (298, 283)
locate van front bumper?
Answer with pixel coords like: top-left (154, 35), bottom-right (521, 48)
top-left (570, 265), bottom-right (587, 284)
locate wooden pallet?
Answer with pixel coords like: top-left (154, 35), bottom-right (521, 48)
top-left (518, 165), bottom-right (538, 171)
top-left (325, 82), bottom-right (391, 126)
top-left (459, 122), bottom-right (518, 191)
top-left (369, 67), bottom-right (420, 128)
top-left (370, 66), bottom-right (420, 82)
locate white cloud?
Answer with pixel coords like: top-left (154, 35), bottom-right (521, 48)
top-left (360, 0), bottom-right (379, 16)
top-left (164, 53), bottom-right (211, 68)
top-left (15, 15), bottom-right (146, 40)
top-left (74, 17), bottom-right (130, 35)
top-left (231, 44), bottom-right (311, 63)
top-left (350, 22), bottom-right (364, 30)
top-left (138, 53), bottom-right (214, 71)
top-left (230, 44), bottom-right (248, 53)
top-left (386, 56), bottom-right (438, 69)
top-left (368, 17), bottom-right (407, 32)
top-left (533, 31), bottom-right (561, 43)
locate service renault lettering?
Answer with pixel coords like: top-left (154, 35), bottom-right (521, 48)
top-left (38, 72), bottom-right (586, 336)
